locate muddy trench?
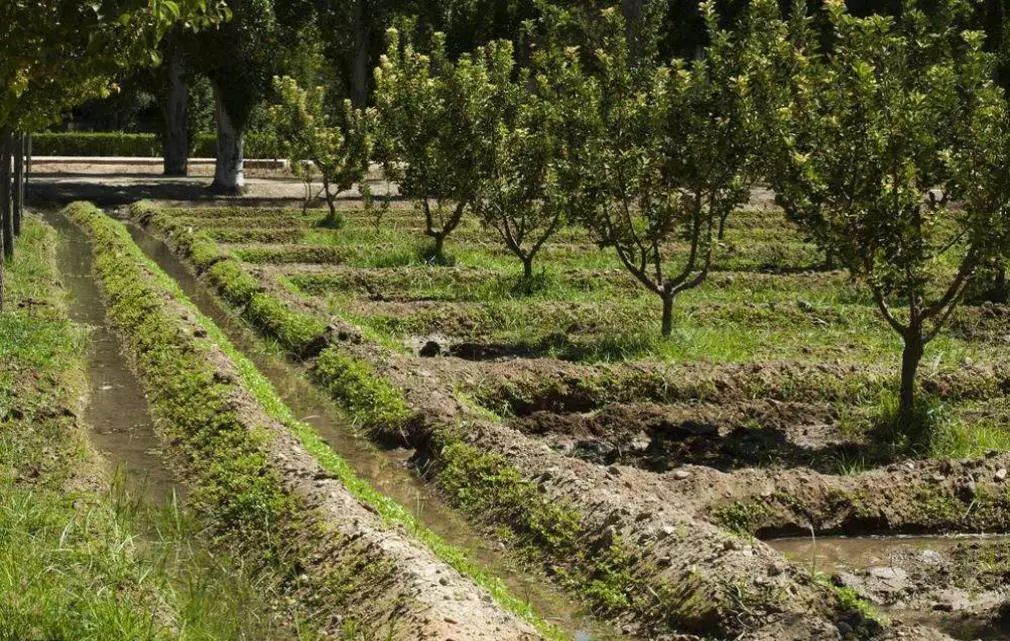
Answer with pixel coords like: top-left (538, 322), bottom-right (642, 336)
top-left (45, 210), bottom-right (179, 504)
top-left (769, 535), bottom-right (1010, 640)
top-left (124, 218), bottom-right (623, 641)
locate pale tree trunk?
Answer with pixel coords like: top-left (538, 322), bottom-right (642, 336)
top-left (161, 52), bottom-right (190, 176)
top-left (350, 1), bottom-right (370, 108)
top-left (211, 85), bottom-right (245, 194)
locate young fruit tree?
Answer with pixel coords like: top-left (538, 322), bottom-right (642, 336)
top-left (465, 40), bottom-right (591, 283)
top-left (769, 0), bottom-right (1010, 433)
top-left (268, 76), bottom-right (372, 227)
top-left (573, 2), bottom-right (755, 336)
top-left (373, 29), bottom-right (483, 264)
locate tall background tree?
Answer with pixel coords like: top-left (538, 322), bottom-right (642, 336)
top-left (0, 0), bottom-right (225, 305)
top-left (187, 0), bottom-right (280, 193)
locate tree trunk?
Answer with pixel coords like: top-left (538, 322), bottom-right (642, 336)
top-left (717, 212), bottom-right (729, 241)
top-left (623, 0), bottom-right (644, 58)
top-left (211, 86), bottom-right (246, 194)
top-left (522, 255), bottom-right (534, 281)
top-left (322, 178), bottom-right (339, 228)
top-left (162, 52), bottom-right (190, 176)
top-left (1, 132), bottom-right (12, 262)
top-left (432, 234), bottom-right (446, 263)
top-left (13, 134), bottom-right (24, 237)
top-left (0, 132), bottom-right (9, 309)
top-left (661, 291), bottom-right (674, 337)
top-left (350, 1), bottom-right (370, 108)
top-left (898, 329), bottom-right (924, 430)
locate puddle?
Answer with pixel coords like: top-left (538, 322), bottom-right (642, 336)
top-left (45, 211), bottom-right (179, 504)
top-left (769, 534), bottom-right (1010, 640)
top-left (768, 533), bottom-right (1010, 575)
top-left (127, 222), bottom-right (624, 641)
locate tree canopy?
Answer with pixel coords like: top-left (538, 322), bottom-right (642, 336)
top-left (0, 0), bottom-right (226, 133)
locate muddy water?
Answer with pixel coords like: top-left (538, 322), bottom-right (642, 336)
top-left (45, 212), bottom-right (178, 504)
top-left (769, 534), bottom-right (1010, 574)
top-left (126, 222), bottom-right (622, 641)
top-left (770, 535), bottom-right (1010, 640)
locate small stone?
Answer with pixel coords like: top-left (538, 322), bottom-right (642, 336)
top-left (672, 469), bottom-right (691, 480)
top-left (918, 549), bottom-right (943, 564)
top-left (868, 566), bottom-right (907, 581)
top-left (996, 468), bottom-right (1007, 481)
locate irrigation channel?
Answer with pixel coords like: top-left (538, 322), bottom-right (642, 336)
top-left (46, 210), bottom-right (179, 504)
top-left (770, 535), bottom-right (1010, 640)
top-left (48, 203), bottom-right (1010, 641)
top-left (121, 212), bottom-right (621, 641)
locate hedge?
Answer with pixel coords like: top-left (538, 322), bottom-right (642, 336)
top-left (33, 132), bottom-right (278, 158)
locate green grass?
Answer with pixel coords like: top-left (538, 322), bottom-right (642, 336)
top-left (132, 201), bottom-right (1010, 454)
top-left (150, 203), bottom-right (1004, 373)
top-left (0, 216), bottom-right (311, 641)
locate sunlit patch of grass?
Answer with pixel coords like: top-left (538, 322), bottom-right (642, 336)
top-left (928, 415), bottom-right (1010, 459)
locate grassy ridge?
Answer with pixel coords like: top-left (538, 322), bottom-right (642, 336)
top-left (0, 216), bottom-right (305, 641)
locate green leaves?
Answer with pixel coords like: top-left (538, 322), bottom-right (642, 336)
top-left (1, 0), bottom-right (227, 132)
top-left (268, 76), bottom-right (373, 217)
top-left (760, 0), bottom-right (1010, 424)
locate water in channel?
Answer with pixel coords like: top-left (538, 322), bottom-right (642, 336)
top-left (45, 211), bottom-right (180, 505)
top-left (126, 220), bottom-right (624, 641)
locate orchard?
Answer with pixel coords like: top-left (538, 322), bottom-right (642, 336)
top-left (4, 1), bottom-right (1010, 640)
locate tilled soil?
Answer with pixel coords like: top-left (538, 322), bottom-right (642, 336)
top-left (126, 198), bottom-right (1010, 640)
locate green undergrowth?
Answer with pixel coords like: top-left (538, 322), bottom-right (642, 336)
top-left (131, 201), bottom-right (328, 356)
top-left (82, 202), bottom-right (565, 641)
top-left (312, 347), bottom-right (414, 432)
top-left (131, 202), bottom-right (1007, 373)
top-left (1, 215), bottom-right (310, 641)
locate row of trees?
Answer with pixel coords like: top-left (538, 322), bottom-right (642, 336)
top-left (268, 0), bottom-right (1010, 431)
top-left (144, 0), bottom-right (749, 192)
top-left (0, 0), bottom-right (227, 305)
